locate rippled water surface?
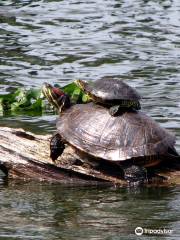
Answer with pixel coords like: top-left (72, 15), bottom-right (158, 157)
top-left (0, 0), bottom-right (180, 239)
top-left (0, 181), bottom-right (179, 240)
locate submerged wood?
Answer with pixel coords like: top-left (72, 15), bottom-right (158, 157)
top-left (0, 127), bottom-right (179, 186)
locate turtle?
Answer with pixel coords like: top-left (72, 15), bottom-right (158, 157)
top-left (42, 83), bottom-right (179, 183)
top-left (75, 77), bottom-right (141, 116)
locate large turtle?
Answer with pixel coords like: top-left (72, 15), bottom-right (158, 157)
top-left (75, 77), bottom-right (141, 116)
top-left (42, 83), bottom-right (179, 182)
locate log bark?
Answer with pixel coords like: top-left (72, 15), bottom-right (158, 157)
top-left (0, 127), bottom-right (125, 185)
top-left (0, 127), bottom-right (179, 186)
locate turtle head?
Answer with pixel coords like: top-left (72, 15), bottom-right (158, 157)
top-left (75, 79), bottom-right (87, 91)
top-left (75, 79), bottom-right (94, 101)
top-left (42, 83), bottom-right (71, 112)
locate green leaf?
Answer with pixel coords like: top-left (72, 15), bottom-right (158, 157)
top-left (82, 93), bottom-right (91, 103)
top-left (11, 102), bottom-right (21, 111)
top-left (0, 98), bottom-right (4, 115)
top-left (15, 89), bottom-right (30, 106)
top-left (27, 88), bottom-right (42, 100)
top-left (0, 81), bottom-right (92, 116)
top-left (61, 81), bottom-right (92, 103)
top-left (29, 98), bottom-right (43, 110)
top-left (62, 82), bottom-right (78, 95)
top-left (0, 87), bottom-right (44, 115)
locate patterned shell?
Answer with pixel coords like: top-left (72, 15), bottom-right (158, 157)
top-left (57, 103), bottom-right (175, 161)
top-left (82, 77), bottom-right (141, 103)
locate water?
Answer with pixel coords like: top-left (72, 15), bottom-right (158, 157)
top-left (0, 181), bottom-right (179, 240)
top-left (0, 0), bottom-right (180, 239)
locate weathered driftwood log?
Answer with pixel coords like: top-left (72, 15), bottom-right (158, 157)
top-left (0, 127), bottom-right (180, 186)
top-left (0, 127), bottom-right (125, 185)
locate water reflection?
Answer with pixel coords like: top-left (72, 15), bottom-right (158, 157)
top-left (0, 181), bottom-right (179, 239)
top-left (0, 114), bottom-right (56, 133)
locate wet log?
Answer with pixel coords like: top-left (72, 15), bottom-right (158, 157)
top-left (0, 127), bottom-right (125, 185)
top-left (0, 127), bottom-right (179, 186)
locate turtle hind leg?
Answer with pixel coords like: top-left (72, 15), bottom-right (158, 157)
top-left (123, 165), bottom-right (167, 185)
top-left (50, 133), bottom-right (65, 162)
top-left (123, 165), bottom-right (148, 184)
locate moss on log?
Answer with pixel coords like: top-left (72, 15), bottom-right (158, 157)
top-left (0, 127), bottom-right (179, 186)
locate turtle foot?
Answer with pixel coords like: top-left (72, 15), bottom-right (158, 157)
top-left (123, 165), bottom-right (148, 184)
top-left (50, 133), bottom-right (65, 162)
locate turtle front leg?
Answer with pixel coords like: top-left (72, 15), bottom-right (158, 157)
top-left (109, 105), bottom-right (128, 116)
top-left (50, 133), bottom-right (65, 161)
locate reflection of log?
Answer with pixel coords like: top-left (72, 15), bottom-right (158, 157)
top-left (0, 127), bottom-right (180, 186)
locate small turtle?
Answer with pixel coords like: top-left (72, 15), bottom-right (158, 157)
top-left (42, 83), bottom-right (179, 183)
top-left (75, 77), bottom-right (141, 116)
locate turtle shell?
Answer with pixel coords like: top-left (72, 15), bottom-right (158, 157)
top-left (79, 77), bottom-right (141, 105)
top-left (57, 103), bottom-right (175, 162)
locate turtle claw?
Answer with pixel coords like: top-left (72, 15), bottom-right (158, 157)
top-left (109, 105), bottom-right (120, 116)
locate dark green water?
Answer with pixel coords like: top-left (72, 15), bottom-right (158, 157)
top-left (0, 180), bottom-right (179, 240)
top-left (0, 0), bottom-right (180, 239)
